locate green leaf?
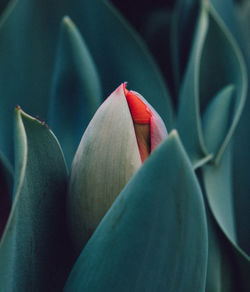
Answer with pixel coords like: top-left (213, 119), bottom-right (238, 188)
top-left (141, 9), bottom-right (176, 98)
top-left (203, 143), bottom-right (236, 248)
top-left (202, 84), bottom-right (235, 159)
top-left (171, 0), bottom-right (200, 92)
top-left (0, 152), bottom-right (12, 238)
top-left (0, 108), bottom-right (74, 291)
top-left (82, 0), bottom-right (174, 129)
top-left (177, 4), bottom-right (209, 165)
top-left (202, 142), bottom-right (250, 290)
top-left (205, 208), bottom-right (239, 292)
top-left (177, 2), bottom-right (247, 166)
top-left (64, 131), bottom-right (208, 292)
top-left (0, 0), bottom-right (174, 162)
top-left (48, 16), bottom-right (101, 167)
top-left (209, 0), bottom-right (239, 39)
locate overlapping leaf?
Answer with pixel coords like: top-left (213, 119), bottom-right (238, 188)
top-left (171, 0), bottom-right (200, 94)
top-left (205, 208), bottom-right (239, 292)
top-left (177, 1), bottom-right (247, 167)
top-left (0, 109), bottom-right (74, 291)
top-left (64, 131), bottom-right (208, 292)
top-left (48, 16), bottom-right (101, 167)
top-left (203, 142), bottom-right (250, 290)
top-left (0, 0), bottom-right (173, 163)
top-left (202, 84), bottom-right (235, 155)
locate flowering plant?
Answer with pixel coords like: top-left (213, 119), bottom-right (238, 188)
top-left (0, 0), bottom-right (249, 291)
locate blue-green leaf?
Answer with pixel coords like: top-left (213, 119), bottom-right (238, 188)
top-left (202, 84), bottom-right (235, 159)
top-left (0, 0), bottom-right (174, 162)
top-left (203, 143), bottom-right (236, 245)
top-left (81, 0), bottom-right (174, 129)
top-left (209, 0), bottom-right (240, 40)
top-left (203, 143), bottom-right (250, 290)
top-left (177, 4), bottom-right (209, 165)
top-left (171, 0), bottom-right (200, 92)
top-left (0, 108), bottom-right (74, 291)
top-left (205, 208), bottom-right (238, 292)
top-left (48, 16), bottom-right (101, 167)
top-left (64, 131), bottom-right (208, 292)
top-left (177, 2), bottom-right (247, 166)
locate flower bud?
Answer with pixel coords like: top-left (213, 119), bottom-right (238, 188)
top-left (67, 83), bottom-right (167, 253)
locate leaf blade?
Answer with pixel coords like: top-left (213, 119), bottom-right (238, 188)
top-left (0, 108), bottom-right (74, 291)
top-left (65, 131), bottom-right (208, 292)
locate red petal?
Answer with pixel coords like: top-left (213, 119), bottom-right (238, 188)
top-left (123, 83), bottom-right (152, 124)
top-left (123, 83), bottom-right (152, 162)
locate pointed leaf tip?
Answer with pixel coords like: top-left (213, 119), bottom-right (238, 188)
top-left (65, 129), bottom-right (208, 292)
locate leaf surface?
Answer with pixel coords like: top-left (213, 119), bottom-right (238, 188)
top-left (0, 108), bottom-right (74, 291)
top-left (65, 131), bottom-right (208, 292)
top-left (177, 2), bottom-right (247, 166)
top-left (0, 0), bottom-right (174, 162)
top-left (203, 143), bottom-right (250, 290)
top-left (48, 16), bottom-right (101, 167)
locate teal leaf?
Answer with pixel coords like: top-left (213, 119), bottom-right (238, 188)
top-left (202, 84), bottom-right (235, 160)
top-left (48, 16), bottom-right (101, 167)
top-left (64, 131), bottom-right (208, 292)
top-left (205, 208), bottom-right (239, 292)
top-left (202, 142), bottom-right (250, 289)
top-left (0, 0), bottom-right (174, 163)
top-left (177, 4), bottom-right (209, 165)
top-left (73, 0), bottom-right (174, 130)
top-left (171, 0), bottom-right (200, 92)
top-left (203, 143), bottom-right (236, 248)
top-left (0, 108), bottom-right (74, 291)
top-left (209, 0), bottom-right (240, 41)
top-left (0, 152), bottom-right (12, 238)
top-left (83, 0), bottom-right (174, 129)
top-left (177, 2), bottom-right (247, 166)
top-left (141, 9), bottom-right (176, 99)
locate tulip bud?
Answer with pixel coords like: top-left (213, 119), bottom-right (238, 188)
top-left (67, 83), bottom-right (167, 252)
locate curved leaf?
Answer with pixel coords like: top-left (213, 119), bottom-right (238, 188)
top-left (202, 142), bottom-right (250, 290)
top-left (64, 131), bottom-right (208, 292)
top-left (177, 4), bottom-right (209, 165)
top-left (0, 108), bottom-right (74, 291)
top-left (202, 84), bottom-right (235, 157)
top-left (0, 0), bottom-right (174, 162)
top-left (177, 1), bottom-right (247, 166)
top-left (141, 9), bottom-right (176, 99)
top-left (205, 208), bottom-right (239, 292)
top-left (48, 16), bottom-right (101, 167)
top-left (80, 0), bottom-right (174, 129)
top-left (209, 0), bottom-right (242, 43)
top-left (203, 143), bottom-right (237, 245)
top-left (171, 0), bottom-right (200, 92)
